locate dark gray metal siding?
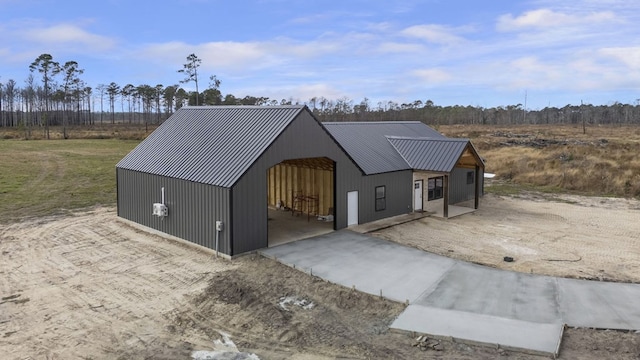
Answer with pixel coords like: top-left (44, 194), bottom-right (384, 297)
top-left (449, 167), bottom-right (484, 204)
top-left (230, 111), bottom-right (366, 254)
top-left (117, 107), bottom-right (419, 256)
top-left (353, 170), bottom-right (413, 224)
top-left (117, 168), bottom-right (232, 255)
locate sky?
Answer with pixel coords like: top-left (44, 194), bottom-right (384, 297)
top-left (1, 0), bottom-right (639, 109)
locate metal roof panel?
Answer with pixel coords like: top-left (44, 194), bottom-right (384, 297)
top-left (117, 106), bottom-right (304, 187)
top-left (387, 137), bottom-right (469, 173)
top-left (322, 121), bottom-right (445, 174)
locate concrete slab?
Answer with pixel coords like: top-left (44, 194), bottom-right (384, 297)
top-left (261, 230), bottom-right (640, 356)
top-left (431, 204), bottom-right (476, 218)
top-left (261, 230), bottom-right (456, 303)
top-left (392, 306), bottom-right (563, 356)
top-left (415, 262), bottom-right (561, 323)
top-left (558, 278), bottom-right (640, 330)
top-left (348, 212), bottom-right (431, 234)
top-left (267, 208), bottom-right (333, 246)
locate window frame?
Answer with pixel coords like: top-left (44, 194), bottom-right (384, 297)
top-left (467, 171), bottom-right (475, 185)
top-left (427, 177), bottom-right (444, 201)
top-left (375, 185), bottom-right (386, 211)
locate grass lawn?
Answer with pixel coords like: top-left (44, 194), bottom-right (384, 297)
top-left (0, 139), bottom-right (139, 222)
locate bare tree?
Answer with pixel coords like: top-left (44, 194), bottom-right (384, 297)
top-left (106, 82), bottom-right (120, 124)
top-left (154, 84), bottom-right (164, 123)
top-left (121, 84), bottom-right (135, 123)
top-left (4, 79), bottom-right (16, 127)
top-left (29, 54), bottom-right (61, 139)
top-left (178, 53), bottom-right (202, 105)
top-left (0, 80), bottom-right (3, 127)
top-left (61, 61), bottom-right (84, 138)
top-left (96, 84), bottom-right (107, 124)
top-left (83, 86), bottom-right (92, 125)
top-left (163, 85), bottom-right (179, 117)
top-left (23, 74), bottom-right (37, 138)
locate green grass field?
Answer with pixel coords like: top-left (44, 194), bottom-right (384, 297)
top-left (0, 139), bottom-right (139, 222)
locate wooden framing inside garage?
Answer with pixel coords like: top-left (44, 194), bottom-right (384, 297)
top-left (267, 157), bottom-right (335, 218)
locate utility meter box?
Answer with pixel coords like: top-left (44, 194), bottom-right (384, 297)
top-left (152, 203), bottom-right (168, 217)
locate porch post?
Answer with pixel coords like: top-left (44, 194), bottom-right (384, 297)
top-left (443, 174), bottom-right (449, 218)
top-left (474, 165), bottom-right (480, 209)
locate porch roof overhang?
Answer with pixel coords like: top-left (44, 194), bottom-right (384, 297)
top-left (387, 136), bottom-right (484, 174)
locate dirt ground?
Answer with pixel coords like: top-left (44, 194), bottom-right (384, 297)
top-left (1, 195), bottom-right (640, 359)
top-left (374, 191), bottom-right (640, 283)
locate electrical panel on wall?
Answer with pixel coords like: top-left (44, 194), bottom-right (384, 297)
top-left (152, 203), bottom-right (168, 217)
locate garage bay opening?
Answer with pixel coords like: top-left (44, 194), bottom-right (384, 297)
top-left (267, 157), bottom-right (335, 246)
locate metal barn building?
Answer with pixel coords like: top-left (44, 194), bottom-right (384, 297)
top-left (116, 105), bottom-right (484, 257)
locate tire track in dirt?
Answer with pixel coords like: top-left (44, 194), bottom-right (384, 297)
top-left (3, 196), bottom-right (640, 359)
top-left (0, 208), bottom-right (235, 359)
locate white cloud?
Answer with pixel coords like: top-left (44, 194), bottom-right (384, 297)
top-left (503, 56), bottom-right (562, 89)
top-left (497, 8), bottom-right (617, 31)
top-left (290, 12), bottom-right (335, 25)
top-left (364, 22), bottom-right (394, 33)
top-left (272, 37), bottom-right (343, 58)
top-left (22, 23), bottom-right (116, 52)
top-left (411, 68), bottom-right (452, 84)
top-left (138, 34), bottom-right (354, 77)
top-left (289, 83), bottom-right (345, 101)
top-left (599, 47), bottom-right (640, 70)
top-left (377, 42), bottom-right (424, 54)
top-left (468, 49), bottom-right (640, 95)
top-left (400, 24), bottom-right (467, 45)
top-left (140, 41), bottom-right (281, 72)
top-left (232, 82), bottom-right (345, 103)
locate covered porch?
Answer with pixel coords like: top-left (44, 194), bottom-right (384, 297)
top-left (387, 137), bottom-right (484, 219)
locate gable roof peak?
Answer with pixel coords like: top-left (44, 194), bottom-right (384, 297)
top-left (117, 105), bottom-right (308, 187)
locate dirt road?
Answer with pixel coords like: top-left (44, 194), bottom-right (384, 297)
top-left (2, 195), bottom-right (640, 359)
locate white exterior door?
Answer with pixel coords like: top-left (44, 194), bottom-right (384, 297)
top-left (414, 180), bottom-right (423, 211)
top-left (347, 191), bottom-right (358, 226)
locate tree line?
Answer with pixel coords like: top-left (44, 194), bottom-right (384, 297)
top-left (0, 53), bottom-right (227, 138)
top-left (1, 53), bottom-right (639, 139)
top-left (310, 98), bottom-right (640, 127)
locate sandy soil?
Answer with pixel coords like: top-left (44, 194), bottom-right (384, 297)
top-left (373, 192), bottom-right (640, 283)
top-left (1, 196), bottom-right (640, 359)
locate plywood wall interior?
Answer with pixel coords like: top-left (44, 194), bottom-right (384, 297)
top-left (267, 161), bottom-right (334, 216)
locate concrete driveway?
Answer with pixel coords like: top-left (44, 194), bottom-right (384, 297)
top-left (261, 230), bottom-right (640, 356)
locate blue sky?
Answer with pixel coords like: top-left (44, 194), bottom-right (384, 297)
top-left (1, 0), bottom-right (639, 109)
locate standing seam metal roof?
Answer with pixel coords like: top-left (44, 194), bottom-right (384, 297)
top-left (387, 136), bottom-right (470, 173)
top-left (322, 121), bottom-right (445, 175)
top-left (116, 106), bottom-right (305, 188)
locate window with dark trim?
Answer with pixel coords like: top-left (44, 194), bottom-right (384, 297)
top-left (375, 186), bottom-right (386, 211)
top-left (467, 171), bottom-right (474, 185)
top-left (428, 177), bottom-right (443, 201)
